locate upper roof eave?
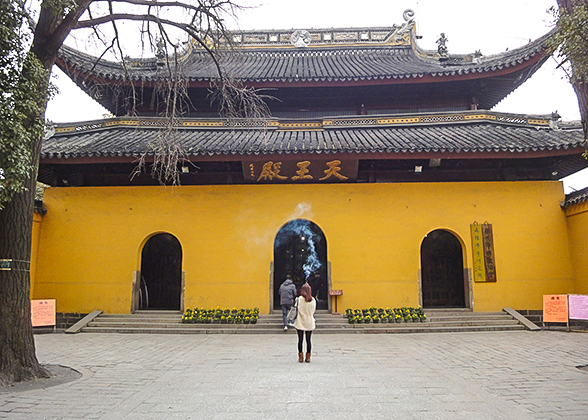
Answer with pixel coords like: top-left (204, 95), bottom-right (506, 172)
top-left (55, 25), bottom-right (554, 86)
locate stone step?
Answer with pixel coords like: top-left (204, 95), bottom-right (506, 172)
top-left (425, 315), bottom-right (515, 322)
top-left (358, 320), bottom-right (521, 328)
top-left (87, 321), bottom-right (346, 329)
top-left (82, 325), bottom-right (361, 334)
top-left (363, 324), bottom-right (526, 333)
top-left (87, 319), bottom-right (520, 330)
top-left (81, 309), bottom-right (527, 334)
top-left (98, 314), bottom-right (182, 320)
top-left (134, 310), bottom-right (182, 315)
top-left (82, 323), bottom-right (525, 334)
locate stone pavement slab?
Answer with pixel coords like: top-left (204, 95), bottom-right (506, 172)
top-left (0, 331), bottom-right (587, 419)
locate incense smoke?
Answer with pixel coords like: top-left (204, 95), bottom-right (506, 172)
top-left (276, 215), bottom-right (322, 281)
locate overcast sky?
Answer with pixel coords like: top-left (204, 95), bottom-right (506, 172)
top-left (44, 0), bottom-right (587, 192)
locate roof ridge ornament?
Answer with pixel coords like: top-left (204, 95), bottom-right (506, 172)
top-left (291, 30), bottom-right (311, 48)
top-left (155, 38), bottom-right (166, 67)
top-left (436, 33), bottom-right (449, 57)
top-left (391, 9), bottom-right (415, 44)
top-left (403, 9), bottom-right (415, 23)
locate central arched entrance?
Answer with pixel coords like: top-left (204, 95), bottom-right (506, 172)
top-left (420, 229), bottom-right (466, 308)
top-left (273, 219), bottom-right (328, 310)
top-left (140, 233), bottom-right (183, 310)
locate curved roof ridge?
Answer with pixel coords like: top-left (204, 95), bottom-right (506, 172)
top-left (41, 116), bottom-right (585, 163)
top-left (57, 21), bottom-right (553, 83)
top-left (49, 110), bottom-right (565, 136)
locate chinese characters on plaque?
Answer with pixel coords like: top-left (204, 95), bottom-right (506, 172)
top-left (542, 294), bottom-right (588, 324)
top-left (31, 299), bottom-right (56, 327)
top-left (470, 222), bottom-right (497, 283)
top-left (245, 160), bottom-right (358, 183)
top-left (542, 295), bottom-right (569, 323)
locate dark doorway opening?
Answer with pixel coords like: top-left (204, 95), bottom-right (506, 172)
top-left (273, 219), bottom-right (328, 311)
top-left (140, 233), bottom-right (182, 310)
top-left (421, 229), bottom-right (466, 308)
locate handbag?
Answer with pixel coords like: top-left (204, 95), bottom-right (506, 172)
top-left (287, 298), bottom-right (298, 324)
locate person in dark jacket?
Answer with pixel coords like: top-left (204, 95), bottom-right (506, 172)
top-left (278, 275), bottom-right (297, 331)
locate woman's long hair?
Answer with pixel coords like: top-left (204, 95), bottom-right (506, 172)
top-left (300, 283), bottom-right (313, 302)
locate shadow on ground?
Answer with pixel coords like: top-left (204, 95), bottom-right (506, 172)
top-left (0, 365), bottom-right (81, 394)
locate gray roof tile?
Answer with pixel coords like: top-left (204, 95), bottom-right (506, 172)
top-left (564, 186), bottom-right (588, 208)
top-left (57, 28), bottom-right (551, 84)
top-left (43, 113), bottom-right (584, 160)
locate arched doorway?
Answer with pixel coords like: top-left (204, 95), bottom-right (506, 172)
top-left (420, 229), bottom-right (466, 308)
top-left (140, 233), bottom-right (182, 310)
top-left (273, 219), bottom-right (328, 310)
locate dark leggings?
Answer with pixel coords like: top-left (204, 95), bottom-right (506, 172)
top-left (297, 330), bottom-right (312, 353)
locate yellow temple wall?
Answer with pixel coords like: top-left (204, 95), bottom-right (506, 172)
top-left (31, 181), bottom-right (573, 314)
top-left (565, 201), bottom-right (588, 295)
top-left (30, 212), bottom-right (43, 298)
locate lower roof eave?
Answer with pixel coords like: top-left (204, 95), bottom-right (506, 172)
top-left (40, 146), bottom-right (586, 165)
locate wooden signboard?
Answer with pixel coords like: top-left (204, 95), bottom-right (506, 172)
top-left (481, 223), bottom-right (497, 282)
top-left (569, 294), bottom-right (588, 321)
top-left (31, 299), bottom-right (56, 327)
top-left (470, 223), bottom-right (486, 282)
top-left (470, 222), bottom-right (496, 282)
top-left (543, 295), bottom-right (568, 323)
top-left (244, 159), bottom-right (358, 183)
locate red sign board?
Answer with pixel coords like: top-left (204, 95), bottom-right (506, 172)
top-left (31, 299), bottom-right (56, 327)
top-left (543, 295), bottom-right (568, 323)
top-left (329, 289), bottom-right (343, 296)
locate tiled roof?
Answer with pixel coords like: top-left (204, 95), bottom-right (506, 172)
top-left (42, 111), bottom-right (584, 160)
top-left (563, 186), bottom-right (588, 208)
top-left (58, 30), bottom-right (550, 84)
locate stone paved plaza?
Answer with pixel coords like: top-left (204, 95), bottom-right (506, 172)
top-left (1, 331), bottom-right (588, 419)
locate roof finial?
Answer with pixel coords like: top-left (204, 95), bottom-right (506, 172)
top-left (436, 33), bottom-right (449, 57)
top-left (155, 38), bottom-right (166, 66)
top-left (392, 9), bottom-right (415, 44)
top-left (403, 9), bottom-right (415, 22)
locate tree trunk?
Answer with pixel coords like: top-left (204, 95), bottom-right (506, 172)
top-left (557, 0), bottom-right (588, 140)
top-left (571, 73), bottom-right (588, 139)
top-left (0, 8), bottom-right (59, 384)
top-left (0, 137), bottom-right (49, 386)
top-left (0, 0), bottom-right (94, 385)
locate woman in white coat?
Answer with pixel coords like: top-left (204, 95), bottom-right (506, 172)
top-left (293, 283), bottom-right (316, 363)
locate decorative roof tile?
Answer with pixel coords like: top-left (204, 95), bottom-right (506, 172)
top-left (563, 186), bottom-right (588, 208)
top-left (58, 30), bottom-right (550, 84)
top-left (42, 112), bottom-right (584, 160)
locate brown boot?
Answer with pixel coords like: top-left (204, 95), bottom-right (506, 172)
top-left (298, 352), bottom-right (304, 363)
top-left (305, 353), bottom-right (311, 363)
